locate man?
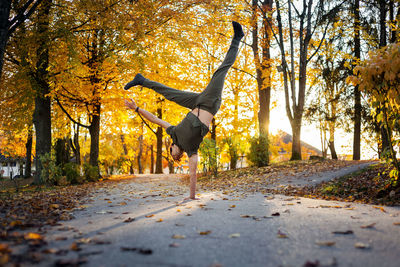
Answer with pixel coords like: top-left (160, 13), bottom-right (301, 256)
top-left (124, 21), bottom-right (244, 200)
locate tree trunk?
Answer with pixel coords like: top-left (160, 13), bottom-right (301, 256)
top-left (25, 126), bottom-right (33, 178)
top-left (211, 118), bottom-right (216, 141)
top-left (352, 0), bottom-right (362, 160)
top-left (378, 0), bottom-right (391, 157)
top-left (138, 134), bottom-right (143, 174)
top-left (150, 144), bottom-right (154, 174)
top-left (252, 0), bottom-right (273, 137)
top-left (0, 0), bottom-right (12, 78)
top-left (89, 106), bottom-right (100, 167)
top-left (73, 123), bottom-right (80, 164)
top-left (291, 120), bottom-right (302, 160)
top-left (55, 137), bottom-right (70, 166)
top-left (155, 108), bottom-right (163, 174)
top-left (32, 0), bottom-right (52, 184)
top-left (389, 0), bottom-right (396, 43)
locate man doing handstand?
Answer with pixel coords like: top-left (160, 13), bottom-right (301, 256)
top-left (124, 21), bottom-right (244, 200)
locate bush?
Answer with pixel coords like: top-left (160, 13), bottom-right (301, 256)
top-left (247, 134), bottom-right (269, 167)
top-left (199, 138), bottom-right (219, 175)
top-left (83, 163), bottom-right (100, 182)
top-left (39, 153), bottom-right (63, 185)
top-left (63, 162), bottom-right (83, 184)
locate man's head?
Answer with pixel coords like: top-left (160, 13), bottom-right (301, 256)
top-left (170, 143), bottom-right (184, 162)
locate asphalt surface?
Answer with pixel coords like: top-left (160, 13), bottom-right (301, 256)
top-left (34, 163), bottom-right (400, 267)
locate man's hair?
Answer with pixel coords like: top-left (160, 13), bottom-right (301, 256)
top-left (170, 144), bottom-right (184, 163)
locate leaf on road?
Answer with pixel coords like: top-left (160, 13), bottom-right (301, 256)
top-left (315, 241), bottom-right (335, 247)
top-left (156, 219), bottom-right (163, 222)
top-left (0, 244), bottom-right (11, 253)
top-left (373, 206), bottom-right (386, 213)
top-left (169, 243), bottom-right (180, 247)
top-left (145, 214), bottom-right (154, 218)
top-left (354, 242), bottom-right (370, 249)
top-left (70, 242), bottom-right (81, 251)
top-left (198, 230), bottom-right (211, 235)
top-left (277, 230), bottom-right (288, 238)
top-left (172, 234), bottom-right (186, 239)
top-left (121, 247), bottom-right (137, 251)
top-left (229, 233), bottom-right (240, 238)
top-left (271, 212), bottom-right (280, 216)
top-left (24, 232), bottom-right (44, 240)
top-left (240, 215), bottom-right (250, 218)
top-left (124, 217), bottom-right (135, 223)
top-left (42, 248), bottom-right (59, 254)
top-left (332, 230), bottom-right (353, 235)
top-left (230, 205), bottom-right (236, 208)
top-left (119, 202), bottom-right (127, 206)
top-left (55, 258), bottom-right (87, 266)
top-left (360, 223), bottom-right (376, 229)
top-left (138, 248), bottom-right (153, 255)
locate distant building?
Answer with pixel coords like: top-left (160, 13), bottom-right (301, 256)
top-left (0, 153), bottom-right (27, 178)
top-left (271, 131), bottom-right (323, 162)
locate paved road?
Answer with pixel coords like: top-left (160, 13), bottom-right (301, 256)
top-left (37, 164), bottom-right (400, 267)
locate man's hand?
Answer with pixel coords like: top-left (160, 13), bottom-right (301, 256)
top-left (124, 98), bottom-right (137, 110)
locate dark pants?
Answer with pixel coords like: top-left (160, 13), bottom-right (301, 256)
top-left (142, 38), bottom-right (240, 115)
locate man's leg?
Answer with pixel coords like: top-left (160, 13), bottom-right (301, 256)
top-left (196, 21), bottom-right (244, 114)
top-left (125, 74), bottom-right (199, 110)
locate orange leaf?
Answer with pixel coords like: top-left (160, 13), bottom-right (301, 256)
top-left (24, 232), bottom-right (43, 240)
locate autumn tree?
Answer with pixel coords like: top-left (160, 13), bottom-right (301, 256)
top-left (351, 43), bottom-right (400, 188)
top-left (274, 0), bottom-right (341, 160)
top-left (0, 0), bottom-right (42, 78)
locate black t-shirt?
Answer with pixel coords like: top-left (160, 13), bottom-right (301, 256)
top-left (166, 112), bottom-right (209, 157)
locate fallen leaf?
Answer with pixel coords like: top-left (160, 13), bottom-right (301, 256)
top-left (315, 241), bottom-right (335, 247)
top-left (42, 248), bottom-right (59, 254)
top-left (229, 233), bottom-right (240, 238)
top-left (157, 219), bottom-right (163, 222)
top-left (373, 206), bottom-right (386, 213)
top-left (0, 244), bottom-right (11, 253)
top-left (145, 214), bottom-right (154, 218)
top-left (55, 258), bottom-right (87, 266)
top-left (172, 234), bottom-right (186, 239)
top-left (393, 222), bottom-right (400, 225)
top-left (360, 223), bottom-right (376, 229)
top-left (138, 248), bottom-right (152, 255)
top-left (271, 212), bottom-right (280, 216)
top-left (70, 242), bottom-right (81, 251)
top-left (176, 209), bottom-right (181, 212)
top-left (354, 242), bottom-right (370, 249)
top-left (24, 232), bottom-right (43, 240)
top-left (121, 247), bottom-right (137, 251)
top-left (240, 215), bottom-right (250, 218)
top-left (199, 230), bottom-right (211, 235)
top-left (277, 230), bottom-right (288, 238)
top-left (332, 230), bottom-right (353, 235)
top-left (119, 202), bottom-right (127, 206)
top-left (230, 205), bottom-right (236, 208)
top-left (303, 260), bottom-right (320, 267)
top-left (124, 217), bottom-right (135, 223)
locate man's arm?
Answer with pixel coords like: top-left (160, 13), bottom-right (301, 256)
top-left (125, 99), bottom-right (171, 129)
top-left (188, 154), bottom-right (198, 200)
